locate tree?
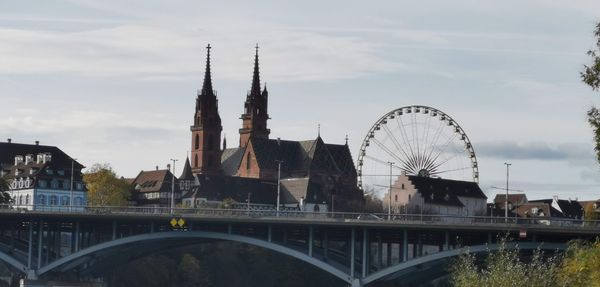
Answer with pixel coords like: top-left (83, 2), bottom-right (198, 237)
top-left (582, 22), bottom-right (600, 163)
top-left (450, 239), bottom-right (559, 287)
top-left (362, 187), bottom-right (384, 213)
top-left (83, 163), bottom-right (130, 206)
top-left (0, 177), bottom-right (11, 205)
top-left (556, 240), bottom-right (600, 286)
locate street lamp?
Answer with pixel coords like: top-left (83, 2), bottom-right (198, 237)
top-left (275, 160), bottom-right (283, 216)
top-left (504, 162), bottom-right (512, 223)
top-left (387, 162), bottom-right (394, 221)
top-left (170, 158), bottom-right (178, 215)
top-left (70, 158), bottom-right (76, 212)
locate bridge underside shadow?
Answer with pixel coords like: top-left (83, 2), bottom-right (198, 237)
top-left (36, 231), bottom-right (354, 284)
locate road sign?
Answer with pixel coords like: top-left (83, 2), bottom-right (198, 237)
top-left (519, 229), bottom-right (527, 238)
top-left (170, 218), bottom-right (186, 229)
top-left (177, 218), bottom-right (185, 228)
top-left (170, 218), bottom-right (178, 228)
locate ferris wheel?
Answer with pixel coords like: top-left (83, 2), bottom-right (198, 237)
top-left (357, 105), bottom-right (479, 192)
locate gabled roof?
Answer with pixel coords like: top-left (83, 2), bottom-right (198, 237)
top-left (530, 198), bottom-right (584, 219)
top-left (179, 157), bottom-right (195, 181)
top-left (280, 177), bottom-right (328, 204)
top-left (493, 194), bottom-right (527, 206)
top-left (0, 141), bottom-right (83, 170)
top-left (221, 147), bottom-right (245, 176)
top-left (515, 203), bottom-right (551, 218)
top-left (131, 169), bottom-right (178, 193)
top-left (407, 175), bottom-right (486, 207)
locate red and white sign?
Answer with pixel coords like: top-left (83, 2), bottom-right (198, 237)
top-left (519, 229), bottom-right (527, 238)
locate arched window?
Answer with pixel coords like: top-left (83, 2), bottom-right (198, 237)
top-left (50, 195), bottom-right (57, 205)
top-left (401, 183), bottom-right (405, 189)
top-left (246, 153), bottom-right (251, 170)
top-left (25, 194), bottom-right (29, 205)
top-left (313, 205), bottom-right (320, 212)
top-left (61, 196), bottom-right (69, 206)
top-left (408, 194), bottom-right (412, 201)
top-left (394, 195), bottom-right (398, 202)
top-left (18, 195), bottom-right (23, 205)
top-left (38, 194), bottom-right (46, 205)
top-left (194, 154), bottom-right (198, 168)
top-left (74, 197), bottom-right (83, 206)
top-left (195, 134), bottom-right (200, 150)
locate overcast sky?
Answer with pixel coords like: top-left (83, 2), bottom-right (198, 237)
top-left (2, 0), bottom-right (600, 201)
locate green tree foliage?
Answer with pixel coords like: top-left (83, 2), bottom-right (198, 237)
top-left (0, 177), bottom-right (11, 205)
top-left (450, 239), bottom-right (559, 287)
top-left (83, 163), bottom-right (130, 206)
top-left (583, 22), bottom-right (600, 163)
top-left (556, 240), bottom-right (600, 286)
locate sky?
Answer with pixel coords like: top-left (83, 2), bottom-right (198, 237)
top-left (1, 0), bottom-right (600, 201)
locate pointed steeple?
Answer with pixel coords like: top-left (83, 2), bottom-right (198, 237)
top-left (250, 43), bottom-right (261, 97)
top-left (179, 157), bottom-right (195, 181)
top-left (201, 44), bottom-right (213, 96)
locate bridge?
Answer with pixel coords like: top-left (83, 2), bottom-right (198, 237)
top-left (0, 206), bottom-right (598, 287)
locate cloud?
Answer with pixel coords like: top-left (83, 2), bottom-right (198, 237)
top-left (476, 141), bottom-right (594, 163)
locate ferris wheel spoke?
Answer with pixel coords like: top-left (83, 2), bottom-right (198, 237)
top-left (412, 112), bottom-right (420, 161)
top-left (381, 124), bottom-right (413, 165)
top-left (429, 150), bottom-right (463, 173)
top-left (370, 138), bottom-right (412, 169)
top-left (428, 132), bottom-right (459, 168)
top-left (423, 119), bottom-right (446, 164)
top-left (396, 116), bottom-right (417, 159)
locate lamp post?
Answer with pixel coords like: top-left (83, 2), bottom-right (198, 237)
top-left (387, 162), bottom-right (394, 221)
top-left (275, 160), bottom-right (283, 216)
top-left (69, 158), bottom-right (76, 212)
top-left (170, 159), bottom-right (178, 215)
top-left (504, 162), bottom-right (512, 223)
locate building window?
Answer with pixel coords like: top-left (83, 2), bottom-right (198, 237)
top-left (76, 183), bottom-right (83, 190)
top-left (61, 196), bottom-right (69, 206)
top-left (246, 153), bottom-right (251, 170)
top-left (25, 194), bottom-right (29, 205)
top-left (74, 197), bottom-right (83, 206)
top-left (401, 184), bottom-right (405, 189)
top-left (50, 195), bottom-right (57, 205)
top-left (195, 134), bottom-right (200, 150)
top-left (51, 180), bottom-right (59, 189)
top-left (38, 195), bottom-right (46, 205)
top-left (194, 154), bottom-right (198, 168)
top-left (408, 194), bottom-right (411, 201)
top-left (57, 170), bottom-right (65, 176)
top-left (46, 169), bottom-right (53, 175)
top-left (38, 180), bottom-right (47, 188)
top-left (395, 195), bottom-right (398, 202)
top-left (18, 195), bottom-right (23, 205)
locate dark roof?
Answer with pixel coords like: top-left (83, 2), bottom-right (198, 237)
top-left (221, 148), bottom-right (244, 176)
top-left (493, 194), bottom-right (527, 206)
top-left (179, 157), bottom-right (195, 181)
top-left (131, 169), bottom-right (178, 193)
top-left (0, 141), bottom-right (83, 170)
top-left (407, 175), bottom-right (486, 207)
top-left (188, 175), bottom-right (276, 205)
top-left (530, 198), bottom-right (583, 219)
top-left (515, 203), bottom-right (551, 218)
top-left (280, 177), bottom-right (328, 204)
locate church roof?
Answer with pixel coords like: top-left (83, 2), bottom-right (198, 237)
top-left (189, 174), bottom-right (276, 205)
top-left (280, 177), bottom-right (328, 204)
top-left (179, 157), bottom-right (195, 181)
top-left (221, 147), bottom-right (245, 176)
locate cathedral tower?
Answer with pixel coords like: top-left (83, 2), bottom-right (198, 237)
top-left (239, 45), bottom-right (270, 147)
top-left (191, 44), bottom-right (222, 174)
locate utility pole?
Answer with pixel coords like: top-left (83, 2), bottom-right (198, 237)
top-left (276, 160), bottom-right (283, 216)
top-left (70, 158), bottom-right (75, 211)
top-left (504, 162), bottom-right (512, 223)
top-left (170, 159), bottom-right (178, 215)
top-left (388, 162), bottom-right (394, 221)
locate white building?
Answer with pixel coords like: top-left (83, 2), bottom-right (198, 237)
top-left (0, 140), bottom-right (87, 211)
top-left (383, 172), bottom-right (487, 217)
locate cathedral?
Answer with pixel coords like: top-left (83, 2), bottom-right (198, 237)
top-left (181, 44), bottom-right (364, 212)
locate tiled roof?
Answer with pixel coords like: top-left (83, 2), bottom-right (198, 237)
top-left (280, 177), bottom-right (328, 204)
top-left (131, 169), bottom-right (178, 193)
top-left (221, 147), bottom-right (244, 176)
top-left (515, 203), bottom-right (551, 218)
top-left (408, 175), bottom-right (486, 207)
top-left (493, 194), bottom-right (527, 206)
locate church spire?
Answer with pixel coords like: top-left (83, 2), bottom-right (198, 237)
top-left (250, 43), bottom-right (261, 97)
top-left (201, 44), bottom-right (213, 96)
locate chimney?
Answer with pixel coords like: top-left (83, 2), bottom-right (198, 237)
top-left (35, 141), bottom-right (39, 146)
top-left (7, 138), bottom-right (11, 143)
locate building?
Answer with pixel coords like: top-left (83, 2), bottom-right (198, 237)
top-left (383, 172), bottom-right (487, 216)
top-left (130, 167), bottom-right (180, 207)
top-left (0, 139), bottom-right (87, 210)
top-left (183, 44), bottom-right (363, 212)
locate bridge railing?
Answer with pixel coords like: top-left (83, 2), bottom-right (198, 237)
top-left (1, 204), bottom-right (599, 229)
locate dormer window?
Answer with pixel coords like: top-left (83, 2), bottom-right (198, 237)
top-left (14, 155), bottom-right (23, 166)
top-left (46, 169), bottom-right (54, 175)
top-left (57, 170), bottom-right (65, 176)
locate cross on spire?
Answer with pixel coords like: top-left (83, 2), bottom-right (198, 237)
top-left (201, 43), bottom-right (213, 96)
